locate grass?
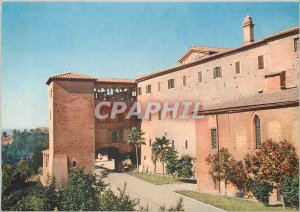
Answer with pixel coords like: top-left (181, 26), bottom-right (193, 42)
top-left (176, 190), bottom-right (297, 211)
top-left (127, 172), bottom-right (183, 185)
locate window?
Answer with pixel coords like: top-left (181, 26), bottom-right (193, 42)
top-left (168, 79), bottom-right (175, 89)
top-left (254, 115), bottom-right (261, 149)
top-left (235, 61), bottom-right (241, 74)
top-left (185, 140), bottom-right (188, 149)
top-left (112, 131), bottom-right (118, 143)
top-left (72, 161), bottom-right (77, 167)
top-left (183, 75), bottom-right (187, 86)
top-left (137, 87), bottom-right (142, 95)
top-left (146, 85), bottom-right (151, 94)
top-left (149, 139), bottom-right (152, 146)
top-left (158, 111), bottom-right (161, 120)
top-left (172, 140), bottom-right (174, 148)
top-left (258, 55), bottom-right (264, 69)
top-left (149, 113), bottom-right (152, 121)
top-left (277, 190), bottom-right (281, 202)
top-left (198, 71), bottom-right (202, 82)
top-left (158, 82), bottom-right (161, 91)
top-left (294, 38), bottom-right (299, 52)
top-left (213, 67), bottom-right (222, 79)
top-left (211, 128), bottom-right (218, 149)
top-left (144, 156), bottom-right (146, 160)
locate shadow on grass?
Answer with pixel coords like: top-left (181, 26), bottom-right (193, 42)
top-left (179, 179), bottom-right (197, 184)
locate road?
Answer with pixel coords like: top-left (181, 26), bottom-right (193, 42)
top-left (103, 172), bottom-right (223, 212)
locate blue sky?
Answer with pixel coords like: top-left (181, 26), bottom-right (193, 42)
top-left (1, 2), bottom-right (299, 129)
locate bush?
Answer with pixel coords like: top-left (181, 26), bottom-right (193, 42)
top-left (280, 174), bottom-right (299, 209)
top-left (177, 155), bottom-right (194, 179)
top-left (165, 148), bottom-right (179, 177)
top-left (99, 183), bottom-right (140, 211)
top-left (250, 180), bottom-right (273, 206)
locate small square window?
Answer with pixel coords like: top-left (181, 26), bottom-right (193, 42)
top-left (146, 85), bottom-right (151, 94)
top-left (294, 38), bottom-right (299, 52)
top-left (235, 61), bottom-right (240, 74)
top-left (137, 87), bottom-right (142, 95)
top-left (198, 71), bottom-right (202, 82)
top-left (213, 67), bottom-right (222, 79)
top-left (183, 76), bottom-right (187, 86)
top-left (168, 79), bottom-right (175, 89)
top-left (258, 55), bottom-right (264, 69)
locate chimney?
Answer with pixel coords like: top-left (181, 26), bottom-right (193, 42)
top-left (243, 16), bottom-right (254, 44)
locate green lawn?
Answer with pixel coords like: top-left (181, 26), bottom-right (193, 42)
top-left (176, 190), bottom-right (297, 211)
top-left (127, 172), bottom-right (182, 185)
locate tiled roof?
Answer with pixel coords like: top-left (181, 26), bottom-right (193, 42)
top-left (46, 72), bottom-right (136, 85)
top-left (198, 88), bottom-right (299, 115)
top-left (46, 72), bottom-right (96, 84)
top-left (137, 27), bottom-right (299, 82)
top-left (96, 78), bottom-right (135, 84)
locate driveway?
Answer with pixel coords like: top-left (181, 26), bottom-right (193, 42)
top-left (104, 172), bottom-right (222, 212)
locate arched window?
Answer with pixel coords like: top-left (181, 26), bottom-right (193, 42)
top-left (172, 140), bottom-right (174, 148)
top-left (72, 161), bottom-right (77, 167)
top-left (149, 139), bottom-right (152, 147)
top-left (254, 115), bottom-right (261, 149)
top-left (185, 140), bottom-right (188, 149)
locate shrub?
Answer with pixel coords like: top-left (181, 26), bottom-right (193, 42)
top-left (280, 174), bottom-right (299, 209)
top-left (250, 180), bottom-right (273, 206)
top-left (177, 155), bottom-right (194, 179)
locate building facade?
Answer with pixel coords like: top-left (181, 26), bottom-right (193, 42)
top-left (42, 17), bottom-right (299, 200)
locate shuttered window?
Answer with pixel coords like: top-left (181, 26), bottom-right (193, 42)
top-left (235, 61), bottom-right (241, 74)
top-left (183, 76), bottom-right (187, 86)
top-left (211, 128), bottom-right (218, 149)
top-left (146, 85), bottom-right (151, 94)
top-left (137, 87), bottom-right (142, 95)
top-left (198, 71), bottom-right (202, 82)
top-left (258, 55), bottom-right (264, 69)
top-left (168, 79), bottom-right (175, 89)
top-left (213, 67), bottom-right (222, 79)
top-left (294, 38), bottom-right (299, 52)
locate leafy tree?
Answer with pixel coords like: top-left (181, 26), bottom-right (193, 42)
top-left (61, 168), bottom-right (107, 211)
top-left (99, 183), bottom-right (140, 211)
top-left (152, 136), bottom-right (170, 175)
top-left (165, 147), bottom-right (179, 177)
top-left (2, 131), bottom-right (8, 137)
top-left (228, 160), bottom-right (249, 195)
top-left (127, 127), bottom-right (146, 172)
top-left (279, 174), bottom-right (299, 209)
top-left (206, 148), bottom-right (235, 196)
top-left (244, 139), bottom-right (299, 206)
top-left (35, 177), bottom-right (62, 210)
top-left (177, 155), bottom-right (195, 179)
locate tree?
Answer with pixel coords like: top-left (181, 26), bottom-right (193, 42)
top-left (127, 127), bottom-right (146, 172)
top-left (165, 147), bottom-right (179, 177)
top-left (206, 148), bottom-right (236, 196)
top-left (177, 155), bottom-right (195, 179)
top-left (2, 131), bottom-right (8, 137)
top-left (152, 136), bottom-right (170, 175)
top-left (61, 168), bottom-right (107, 211)
top-left (244, 139), bottom-right (299, 207)
top-left (228, 160), bottom-right (249, 196)
top-left (250, 180), bottom-right (273, 206)
top-left (36, 177), bottom-right (62, 210)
